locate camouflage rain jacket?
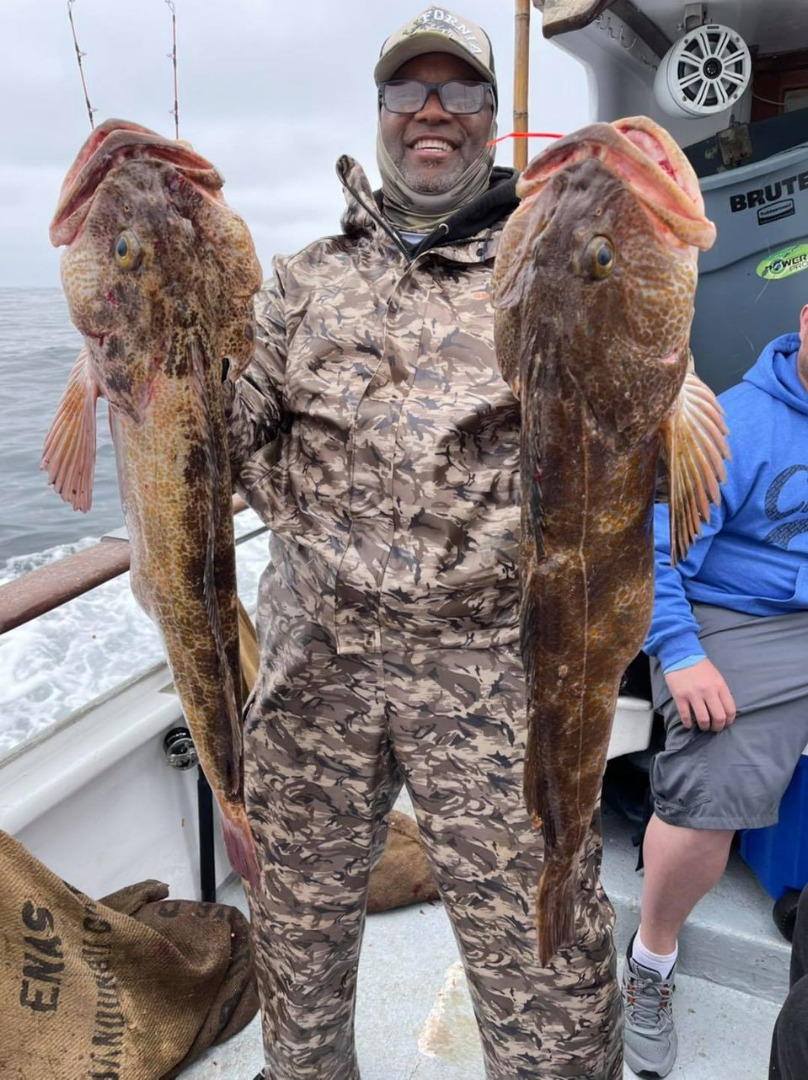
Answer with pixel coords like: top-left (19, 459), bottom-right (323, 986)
top-left (227, 155), bottom-right (522, 656)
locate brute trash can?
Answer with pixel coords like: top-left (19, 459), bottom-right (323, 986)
top-left (739, 753), bottom-right (808, 902)
top-left (690, 142), bottom-right (808, 394)
top-left (739, 752), bottom-right (808, 941)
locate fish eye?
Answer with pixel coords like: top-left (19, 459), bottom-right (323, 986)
top-left (114, 230), bottom-right (140, 270)
top-left (585, 235), bottom-right (615, 280)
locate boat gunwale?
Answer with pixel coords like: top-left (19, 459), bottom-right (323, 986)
top-left (0, 495), bottom-right (252, 633)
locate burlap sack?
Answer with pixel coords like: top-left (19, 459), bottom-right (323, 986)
top-left (0, 832), bottom-right (257, 1080)
top-left (367, 810), bottom-right (441, 914)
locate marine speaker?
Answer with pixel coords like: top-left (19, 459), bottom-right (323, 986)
top-left (654, 23), bottom-right (751, 118)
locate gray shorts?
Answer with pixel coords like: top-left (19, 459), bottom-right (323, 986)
top-left (650, 604), bottom-right (808, 831)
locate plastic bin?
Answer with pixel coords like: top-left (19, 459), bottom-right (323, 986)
top-left (690, 142), bottom-right (808, 395)
top-left (739, 753), bottom-right (808, 900)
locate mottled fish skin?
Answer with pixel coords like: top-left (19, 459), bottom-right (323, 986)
top-left (492, 117), bottom-right (724, 963)
top-left (44, 121), bottom-right (262, 886)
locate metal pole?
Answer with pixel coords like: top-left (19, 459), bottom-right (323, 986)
top-left (513, 0), bottom-right (531, 171)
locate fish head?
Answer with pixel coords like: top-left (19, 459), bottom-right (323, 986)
top-left (50, 120), bottom-right (262, 423)
top-left (493, 116), bottom-right (715, 444)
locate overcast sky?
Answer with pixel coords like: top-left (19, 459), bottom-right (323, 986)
top-left (1, 0), bottom-right (590, 288)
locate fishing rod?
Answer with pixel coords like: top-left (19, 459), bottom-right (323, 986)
top-left (166, 0), bottom-right (180, 139)
top-left (66, 1), bottom-right (182, 140)
top-left (66, 0), bottom-right (95, 130)
top-left (513, 0), bottom-right (531, 170)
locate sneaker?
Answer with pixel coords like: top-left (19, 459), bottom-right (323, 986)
top-left (622, 945), bottom-right (677, 1078)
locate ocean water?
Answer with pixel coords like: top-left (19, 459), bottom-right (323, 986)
top-left (0, 287), bottom-right (124, 562)
top-left (0, 288), bottom-right (270, 756)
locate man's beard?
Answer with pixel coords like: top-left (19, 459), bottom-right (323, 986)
top-left (394, 154), bottom-right (467, 194)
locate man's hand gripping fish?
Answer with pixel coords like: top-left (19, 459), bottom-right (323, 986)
top-left (491, 117), bottom-right (729, 964)
top-left (42, 120), bottom-right (263, 888)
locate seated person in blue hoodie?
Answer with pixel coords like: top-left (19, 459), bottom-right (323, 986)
top-left (621, 303), bottom-right (808, 1080)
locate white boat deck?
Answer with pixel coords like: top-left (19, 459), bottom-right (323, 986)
top-left (182, 800), bottom-right (787, 1080)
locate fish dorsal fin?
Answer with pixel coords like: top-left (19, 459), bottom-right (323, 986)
top-left (663, 372), bottom-right (730, 564)
top-left (40, 347), bottom-right (99, 512)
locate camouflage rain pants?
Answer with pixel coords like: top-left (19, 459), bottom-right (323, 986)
top-left (243, 629), bottom-right (622, 1080)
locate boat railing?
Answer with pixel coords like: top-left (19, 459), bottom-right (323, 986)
top-left (0, 495), bottom-right (260, 634)
top-left (0, 499), bottom-right (655, 771)
top-left (0, 497), bottom-right (268, 899)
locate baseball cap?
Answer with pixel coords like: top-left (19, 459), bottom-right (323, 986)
top-left (374, 7), bottom-right (497, 101)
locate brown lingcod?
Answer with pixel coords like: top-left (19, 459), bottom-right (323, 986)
top-left (492, 116), bottom-right (730, 964)
top-left (42, 119), bottom-right (263, 888)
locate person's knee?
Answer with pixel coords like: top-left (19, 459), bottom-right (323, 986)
top-left (644, 812), bottom-right (733, 854)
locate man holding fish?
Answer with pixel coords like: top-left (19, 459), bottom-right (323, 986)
top-left (43, 5), bottom-right (729, 1079)
top-left (225, 9), bottom-right (625, 1078)
top-left (622, 305), bottom-right (808, 1078)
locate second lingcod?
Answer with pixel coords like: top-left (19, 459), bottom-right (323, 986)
top-left (492, 115), bottom-right (730, 964)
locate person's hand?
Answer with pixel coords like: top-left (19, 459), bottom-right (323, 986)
top-left (664, 658), bottom-right (737, 732)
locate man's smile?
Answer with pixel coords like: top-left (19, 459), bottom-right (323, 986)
top-left (408, 136), bottom-right (458, 159)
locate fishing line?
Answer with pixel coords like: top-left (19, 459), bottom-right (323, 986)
top-left (487, 132), bottom-right (564, 146)
top-left (66, 1), bottom-right (96, 130)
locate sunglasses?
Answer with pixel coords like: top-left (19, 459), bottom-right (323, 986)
top-left (378, 79), bottom-right (494, 116)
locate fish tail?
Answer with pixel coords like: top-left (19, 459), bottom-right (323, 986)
top-left (221, 802), bottom-right (261, 891)
top-left (536, 860), bottom-right (577, 966)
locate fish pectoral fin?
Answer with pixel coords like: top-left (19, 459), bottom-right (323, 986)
top-left (41, 346), bottom-right (99, 512)
top-left (663, 371), bottom-right (730, 564)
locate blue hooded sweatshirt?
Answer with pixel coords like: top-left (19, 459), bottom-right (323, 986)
top-left (644, 333), bottom-right (808, 671)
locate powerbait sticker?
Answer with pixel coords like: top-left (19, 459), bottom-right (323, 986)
top-left (756, 242), bottom-right (808, 281)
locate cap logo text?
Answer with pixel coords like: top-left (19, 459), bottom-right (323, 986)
top-left (412, 9), bottom-right (485, 55)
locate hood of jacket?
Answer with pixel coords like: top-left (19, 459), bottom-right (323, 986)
top-left (742, 332), bottom-right (808, 417)
top-left (335, 154), bottom-right (519, 259)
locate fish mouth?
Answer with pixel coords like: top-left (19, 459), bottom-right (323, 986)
top-left (516, 117), bottom-right (715, 253)
top-left (50, 119), bottom-right (224, 248)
